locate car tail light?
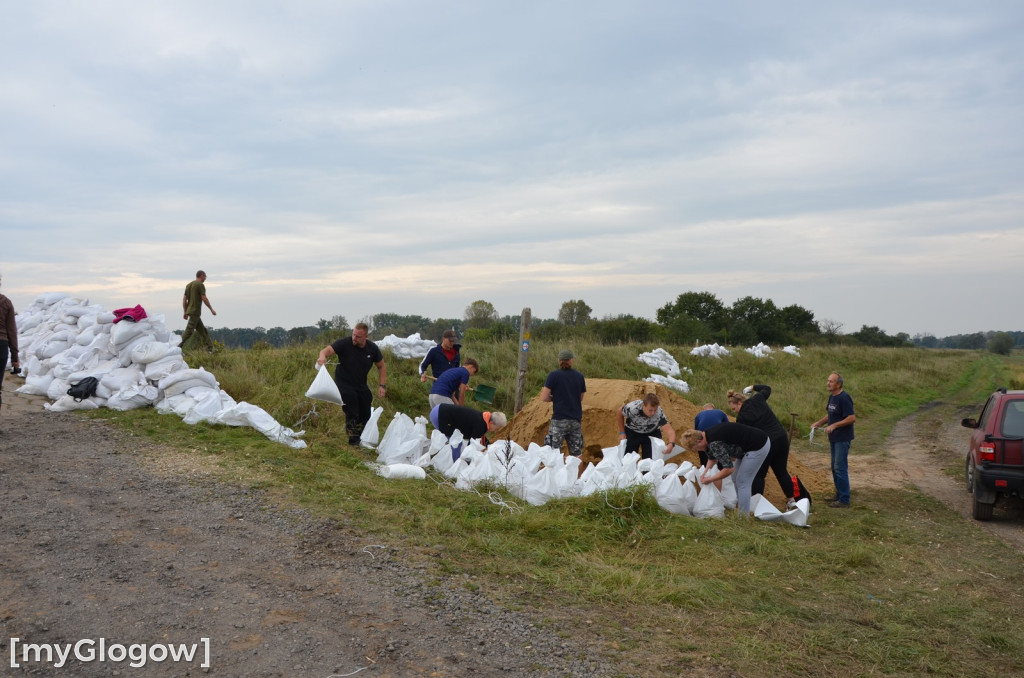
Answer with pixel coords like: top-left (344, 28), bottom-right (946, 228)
top-left (979, 443), bottom-right (996, 463)
top-left (995, 480), bottom-right (1008, 488)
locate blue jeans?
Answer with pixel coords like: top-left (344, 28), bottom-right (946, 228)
top-left (830, 440), bottom-right (851, 504)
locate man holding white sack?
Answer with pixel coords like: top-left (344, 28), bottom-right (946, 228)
top-left (616, 392), bottom-right (677, 460)
top-left (317, 323), bottom-right (387, 446)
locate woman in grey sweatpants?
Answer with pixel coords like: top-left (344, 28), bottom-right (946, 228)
top-left (681, 422), bottom-right (771, 514)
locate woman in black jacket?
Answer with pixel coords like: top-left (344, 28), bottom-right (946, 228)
top-left (727, 385), bottom-right (796, 509)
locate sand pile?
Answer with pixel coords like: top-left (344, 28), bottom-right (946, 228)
top-left (496, 378), bottom-right (831, 507)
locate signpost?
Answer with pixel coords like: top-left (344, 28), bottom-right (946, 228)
top-left (515, 308), bottom-right (531, 414)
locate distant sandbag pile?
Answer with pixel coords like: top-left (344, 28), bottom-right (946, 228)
top-left (13, 293), bottom-right (306, 448)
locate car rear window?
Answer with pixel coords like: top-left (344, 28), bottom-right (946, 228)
top-left (1001, 400), bottom-right (1024, 438)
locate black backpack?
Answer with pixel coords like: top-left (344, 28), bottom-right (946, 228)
top-left (67, 377), bottom-right (100, 402)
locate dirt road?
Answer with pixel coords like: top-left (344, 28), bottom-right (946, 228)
top-left (0, 378), bottom-right (620, 677)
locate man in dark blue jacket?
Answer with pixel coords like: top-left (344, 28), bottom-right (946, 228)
top-left (419, 329), bottom-right (461, 381)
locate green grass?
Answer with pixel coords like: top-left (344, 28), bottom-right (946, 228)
top-left (89, 342), bottom-right (1024, 677)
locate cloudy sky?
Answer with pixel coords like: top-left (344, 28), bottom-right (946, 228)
top-left (2, 1), bottom-right (1021, 339)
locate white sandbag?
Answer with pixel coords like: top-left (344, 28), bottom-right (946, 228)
top-left (721, 475), bottom-right (737, 509)
top-left (751, 495), bottom-right (810, 527)
top-left (211, 402), bottom-right (306, 449)
top-left (130, 340), bottom-right (172, 364)
top-left (655, 474), bottom-right (696, 515)
top-left (156, 393), bottom-right (196, 417)
top-left (17, 373), bottom-right (54, 396)
top-left (110, 318), bottom-right (150, 347)
top-left (145, 352), bottom-right (185, 381)
top-left (36, 338), bottom-right (70, 359)
top-left (360, 406), bottom-right (384, 449)
top-left (376, 413), bottom-right (417, 464)
top-left (46, 378), bottom-right (70, 401)
top-left (36, 292), bottom-right (69, 306)
top-left (183, 389), bottom-right (231, 424)
top-left (377, 464), bottom-right (427, 480)
top-left (101, 367), bottom-right (145, 393)
top-left (45, 394), bottom-right (101, 412)
top-left (304, 364), bottom-right (343, 405)
top-left (159, 368), bottom-right (219, 397)
top-left (521, 466), bottom-right (561, 506)
top-left (693, 482), bottom-right (726, 519)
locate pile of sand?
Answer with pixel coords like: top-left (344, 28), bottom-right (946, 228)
top-left (495, 378), bottom-right (831, 508)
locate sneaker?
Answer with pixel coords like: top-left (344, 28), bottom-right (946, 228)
top-left (828, 500), bottom-right (850, 509)
top-left (786, 499), bottom-right (798, 510)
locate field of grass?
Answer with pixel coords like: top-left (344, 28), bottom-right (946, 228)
top-left (88, 341), bottom-right (1024, 677)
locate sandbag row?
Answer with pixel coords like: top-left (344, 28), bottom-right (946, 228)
top-left (371, 411), bottom-right (809, 525)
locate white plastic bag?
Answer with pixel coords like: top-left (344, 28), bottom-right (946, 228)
top-left (360, 406), bottom-right (384, 448)
top-left (377, 463), bottom-right (427, 480)
top-left (693, 481), bottom-right (726, 519)
top-left (655, 474), bottom-right (697, 516)
top-left (304, 364), bottom-right (343, 405)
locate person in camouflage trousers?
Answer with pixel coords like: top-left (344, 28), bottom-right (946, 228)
top-left (540, 349), bottom-right (586, 457)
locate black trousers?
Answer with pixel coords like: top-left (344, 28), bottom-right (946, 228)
top-left (624, 427), bottom-right (662, 460)
top-left (751, 435), bottom-right (795, 498)
top-left (337, 382), bottom-right (372, 439)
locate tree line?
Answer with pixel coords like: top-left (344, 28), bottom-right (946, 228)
top-left (198, 291), bottom-right (1021, 355)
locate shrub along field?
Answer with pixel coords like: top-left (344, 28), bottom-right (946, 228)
top-left (89, 341), bottom-right (1024, 677)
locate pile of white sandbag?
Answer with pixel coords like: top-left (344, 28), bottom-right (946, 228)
top-left (375, 333), bottom-right (436, 359)
top-left (746, 342), bottom-right (773, 358)
top-left (638, 348), bottom-right (685, 377)
top-left (13, 293), bottom-right (306, 448)
top-left (783, 345), bottom-right (801, 356)
top-left (690, 343), bottom-right (730, 358)
top-left (643, 374), bottom-right (691, 394)
top-left (370, 411), bottom-right (809, 524)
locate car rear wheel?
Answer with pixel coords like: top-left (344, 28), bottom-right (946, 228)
top-left (972, 491), bottom-right (994, 521)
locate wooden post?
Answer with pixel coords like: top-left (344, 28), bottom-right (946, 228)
top-left (515, 308), bottom-right (532, 414)
top-left (789, 412), bottom-right (799, 441)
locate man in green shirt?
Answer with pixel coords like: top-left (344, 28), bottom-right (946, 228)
top-left (181, 270), bottom-right (217, 351)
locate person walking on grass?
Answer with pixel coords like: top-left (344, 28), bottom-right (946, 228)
top-left (811, 372), bottom-right (856, 508)
top-left (317, 322), bottom-right (387, 446)
top-left (428, 358), bottom-right (479, 408)
top-left (181, 270), bottom-right (216, 351)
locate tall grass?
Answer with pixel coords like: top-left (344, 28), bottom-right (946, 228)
top-left (92, 343), bottom-right (1024, 677)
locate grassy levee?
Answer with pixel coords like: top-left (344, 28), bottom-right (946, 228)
top-left (89, 343), bottom-right (1024, 677)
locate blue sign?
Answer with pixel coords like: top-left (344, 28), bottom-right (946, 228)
top-left (521, 340), bottom-right (530, 352)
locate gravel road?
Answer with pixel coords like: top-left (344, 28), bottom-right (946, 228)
top-left (0, 379), bottom-right (627, 677)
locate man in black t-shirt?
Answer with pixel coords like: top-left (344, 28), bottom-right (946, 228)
top-left (317, 323), bottom-right (387, 444)
top-left (540, 349), bottom-right (586, 457)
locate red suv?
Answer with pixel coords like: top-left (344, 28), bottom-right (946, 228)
top-left (961, 388), bottom-right (1024, 520)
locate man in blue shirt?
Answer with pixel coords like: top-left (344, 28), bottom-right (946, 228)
top-left (428, 358), bottom-right (479, 408)
top-left (812, 372), bottom-right (856, 508)
top-left (540, 349), bottom-right (587, 458)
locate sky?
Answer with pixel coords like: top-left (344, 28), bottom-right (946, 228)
top-left (1, 1), bottom-right (1022, 339)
